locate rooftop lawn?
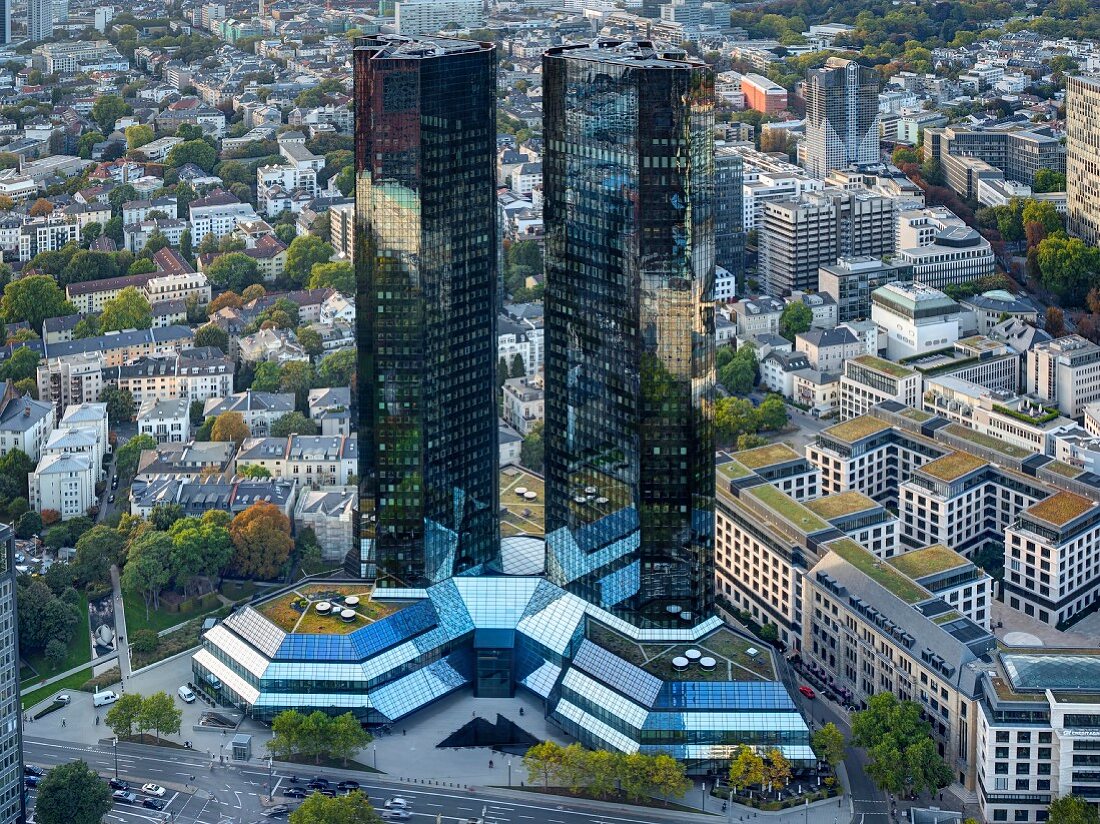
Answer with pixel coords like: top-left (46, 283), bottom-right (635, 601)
top-left (717, 458), bottom-right (753, 480)
top-left (990, 675), bottom-right (1039, 702)
top-left (1026, 491), bottom-right (1094, 528)
top-left (823, 416), bottom-right (892, 443)
top-left (500, 466), bottom-right (545, 536)
top-left (828, 538), bottom-right (931, 604)
top-left (747, 484), bottom-right (830, 534)
top-left (932, 611), bottom-right (963, 625)
top-left (854, 355), bottom-right (915, 378)
top-left (920, 451), bottom-right (987, 482)
top-left (888, 544), bottom-right (968, 579)
top-left (1044, 460), bottom-right (1083, 479)
top-left (942, 424), bottom-right (1032, 459)
top-left (899, 407), bottom-right (933, 423)
top-left (735, 443), bottom-right (801, 470)
top-left (805, 491), bottom-right (878, 520)
top-left (257, 585), bottom-right (401, 634)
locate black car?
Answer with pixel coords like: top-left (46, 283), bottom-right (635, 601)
top-left (23, 766), bottom-right (45, 778)
top-left (108, 779), bottom-right (129, 791)
top-left (283, 788), bottom-right (307, 799)
top-left (315, 789), bottom-right (336, 798)
top-left (24, 776), bottom-right (40, 789)
top-left (307, 778), bottom-right (329, 790)
top-left (142, 798), bottom-right (165, 810)
top-left (337, 780), bottom-right (360, 792)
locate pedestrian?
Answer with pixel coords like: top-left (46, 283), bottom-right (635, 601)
top-left (403, 729), bottom-right (406, 736)
top-left (95, 715), bottom-right (99, 725)
top-left (61, 718), bottom-right (66, 727)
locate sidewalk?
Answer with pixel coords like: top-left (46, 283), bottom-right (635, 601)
top-left (110, 564), bottom-right (132, 679)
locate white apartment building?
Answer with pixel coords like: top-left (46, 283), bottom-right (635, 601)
top-left (189, 190), bottom-right (261, 242)
top-left (234, 434), bottom-right (356, 489)
top-left (56, 403), bottom-right (108, 481)
top-left (144, 272), bottom-right (212, 306)
top-left (795, 326), bottom-right (863, 372)
top-left (501, 377), bottom-right (543, 437)
top-left (36, 353), bottom-right (105, 419)
top-left (30, 452), bottom-right (94, 519)
top-left (731, 295), bottom-right (785, 338)
top-left (0, 382), bottom-right (54, 462)
top-left (137, 397), bottom-right (191, 444)
top-left (838, 355), bottom-right (921, 420)
top-left (203, 391), bottom-right (294, 437)
top-left (1027, 335), bottom-right (1100, 419)
top-left (18, 219), bottom-right (80, 262)
top-left (871, 282), bottom-right (961, 360)
top-left (394, 0), bottom-right (481, 35)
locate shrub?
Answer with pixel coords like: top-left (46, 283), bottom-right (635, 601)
top-left (132, 629), bottom-right (159, 654)
top-left (81, 667), bottom-right (121, 692)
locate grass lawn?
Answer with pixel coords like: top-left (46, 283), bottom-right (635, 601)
top-left (20, 667), bottom-right (93, 710)
top-left (124, 588), bottom-right (227, 635)
top-left (24, 592), bottom-right (91, 681)
top-left (500, 466), bottom-right (545, 536)
top-left (257, 587), bottom-right (402, 634)
top-left (828, 539), bottom-right (930, 604)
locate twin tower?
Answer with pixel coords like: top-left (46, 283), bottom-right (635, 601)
top-left (354, 36), bottom-right (717, 628)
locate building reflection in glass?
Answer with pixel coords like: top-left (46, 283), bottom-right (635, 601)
top-left (353, 36), bottom-right (500, 586)
top-left (542, 41), bottom-right (716, 627)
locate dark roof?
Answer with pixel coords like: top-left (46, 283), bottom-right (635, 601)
top-left (66, 272), bottom-right (154, 297)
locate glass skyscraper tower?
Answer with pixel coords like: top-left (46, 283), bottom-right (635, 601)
top-left (542, 41), bottom-right (716, 626)
top-left (353, 35), bottom-right (499, 586)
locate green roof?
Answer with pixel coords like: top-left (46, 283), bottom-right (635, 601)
top-left (717, 458), bottom-right (753, 479)
top-left (1044, 460), bottom-right (1083, 479)
top-left (823, 415), bottom-right (893, 443)
top-left (735, 443), bottom-right (801, 470)
top-left (852, 355), bottom-right (915, 378)
top-left (899, 407), bottom-right (933, 423)
top-left (828, 539), bottom-right (932, 604)
top-left (941, 424), bottom-right (1032, 459)
top-left (805, 491), bottom-right (878, 520)
top-left (888, 544), bottom-right (969, 579)
top-left (920, 451), bottom-right (987, 482)
top-left (747, 484), bottom-right (830, 534)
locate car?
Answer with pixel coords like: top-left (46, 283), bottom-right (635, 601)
top-left (178, 686), bottom-right (196, 703)
top-left (92, 690), bottom-right (118, 707)
top-left (799, 685), bottom-right (816, 699)
top-left (205, 674), bottom-right (222, 690)
top-left (108, 779), bottom-right (129, 791)
top-left (282, 788), bottom-right (307, 799)
top-left (381, 812), bottom-right (411, 821)
top-left (113, 791), bottom-right (138, 804)
top-left (384, 798), bottom-right (412, 809)
top-left (108, 494), bottom-right (115, 504)
top-left (142, 798), bottom-right (165, 810)
top-left (24, 776), bottom-right (40, 789)
top-left (307, 778), bottom-right (329, 790)
top-left (54, 694), bottom-right (70, 705)
top-left (23, 766), bottom-right (45, 777)
top-left (141, 783), bottom-right (166, 797)
top-left (337, 780), bottom-right (360, 792)
top-left (315, 789), bottom-right (336, 798)
top-left (260, 805), bottom-right (290, 817)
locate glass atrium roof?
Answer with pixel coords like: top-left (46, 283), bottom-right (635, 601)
top-left (1003, 654), bottom-right (1100, 693)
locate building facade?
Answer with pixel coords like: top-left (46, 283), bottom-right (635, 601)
top-left (804, 58), bottom-right (879, 179)
top-left (543, 40), bottom-right (715, 625)
top-left (1067, 75), bottom-right (1100, 246)
top-left (355, 36), bottom-right (500, 585)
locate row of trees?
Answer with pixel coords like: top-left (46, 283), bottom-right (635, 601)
top-left (104, 691), bottom-right (183, 742)
top-left (715, 395), bottom-right (788, 446)
top-left (851, 693), bottom-right (953, 797)
top-left (268, 709), bottom-right (372, 766)
top-left (522, 741), bottom-right (690, 802)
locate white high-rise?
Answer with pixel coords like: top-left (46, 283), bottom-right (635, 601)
top-left (804, 57), bottom-right (880, 179)
top-left (27, 0), bottom-right (54, 41)
top-left (394, 0), bottom-right (481, 35)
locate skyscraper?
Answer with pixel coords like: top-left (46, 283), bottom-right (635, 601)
top-left (1, 0), bottom-right (9, 44)
top-left (354, 35), bottom-right (500, 586)
top-left (0, 526), bottom-right (23, 824)
top-left (1066, 74), bottom-right (1100, 247)
top-left (715, 145), bottom-right (745, 288)
top-left (804, 57), bottom-right (880, 179)
top-left (27, 0), bottom-right (53, 41)
top-left (542, 40), bottom-right (716, 626)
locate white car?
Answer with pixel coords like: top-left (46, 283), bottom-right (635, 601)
top-left (384, 798), bottom-right (412, 809)
top-left (177, 686), bottom-right (196, 703)
top-left (141, 783), bottom-right (166, 797)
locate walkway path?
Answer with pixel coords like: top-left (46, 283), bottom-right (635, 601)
top-left (110, 564), bottom-right (132, 679)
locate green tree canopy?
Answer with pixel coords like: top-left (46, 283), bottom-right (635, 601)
top-left (1048, 795), bottom-right (1100, 824)
top-left (779, 301), bottom-right (813, 341)
top-left (115, 433), bottom-right (157, 481)
top-left (194, 323), bottom-right (230, 352)
top-left (91, 94), bottom-right (131, 132)
top-left (205, 252), bottom-right (262, 293)
top-left (1, 275), bottom-right (75, 329)
top-left (308, 260), bottom-right (354, 295)
top-left (122, 531), bottom-right (173, 619)
top-left (285, 235), bottom-right (335, 287)
top-left (166, 139), bottom-right (217, 172)
top-left (125, 124), bottom-right (154, 149)
top-left (270, 411), bottom-right (318, 437)
top-left (33, 759), bottom-right (113, 824)
top-left (288, 790), bottom-right (383, 824)
top-left (851, 692), bottom-right (952, 797)
top-left (100, 286), bottom-right (152, 332)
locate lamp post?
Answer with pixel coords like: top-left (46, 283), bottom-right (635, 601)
top-left (112, 737), bottom-right (118, 779)
top-left (507, 759), bottom-right (512, 787)
top-left (373, 745), bottom-right (377, 770)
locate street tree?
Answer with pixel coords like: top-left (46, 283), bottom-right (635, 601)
top-left (33, 759), bottom-right (113, 824)
top-left (1048, 796), bottom-right (1100, 824)
top-left (647, 753), bottom-right (690, 803)
top-left (727, 744), bottom-right (765, 792)
top-left (329, 712), bottom-right (372, 766)
top-left (137, 691), bottom-right (182, 742)
top-left (288, 791), bottom-right (384, 824)
top-left (105, 692), bottom-right (145, 738)
top-left (115, 434), bottom-right (156, 481)
top-left (523, 740), bottom-right (564, 788)
top-left (229, 501), bottom-right (294, 579)
top-left (763, 748), bottom-right (791, 790)
top-left (756, 394), bottom-right (789, 431)
top-left (268, 709), bottom-right (306, 760)
top-left (811, 722), bottom-right (846, 768)
top-left (851, 692), bottom-right (952, 797)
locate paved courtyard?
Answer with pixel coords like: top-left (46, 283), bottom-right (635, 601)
top-left (992, 600), bottom-right (1097, 647)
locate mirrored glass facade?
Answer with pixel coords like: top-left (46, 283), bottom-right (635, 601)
top-left (196, 576), bottom-right (811, 775)
top-left (542, 41), bottom-right (716, 625)
top-left (353, 35), bottom-right (500, 587)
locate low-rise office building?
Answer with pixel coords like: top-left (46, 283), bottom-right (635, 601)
top-left (1026, 335), bottom-right (1100, 419)
top-left (871, 282), bottom-right (961, 361)
top-left (838, 355), bottom-right (921, 420)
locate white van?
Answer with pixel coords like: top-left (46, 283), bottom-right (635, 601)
top-left (92, 690), bottom-right (119, 707)
top-left (177, 686), bottom-right (196, 703)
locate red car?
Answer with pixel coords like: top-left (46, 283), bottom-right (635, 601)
top-left (799, 685), bottom-right (816, 699)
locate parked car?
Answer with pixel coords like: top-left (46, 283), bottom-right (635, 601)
top-left (798, 685), bottom-right (816, 699)
top-left (337, 780), bottom-right (360, 792)
top-left (177, 686), bottom-right (196, 703)
top-left (24, 776), bottom-right (40, 789)
top-left (54, 694), bottom-right (70, 705)
top-left (112, 791), bottom-right (138, 804)
top-left (108, 494), bottom-right (115, 504)
top-left (307, 778), bottom-right (329, 790)
top-left (23, 766), bottom-right (45, 777)
top-left (282, 788), bottom-right (307, 799)
top-left (143, 798), bottom-right (165, 810)
top-left (141, 783), bottom-right (166, 797)
top-left (108, 779), bottom-right (129, 791)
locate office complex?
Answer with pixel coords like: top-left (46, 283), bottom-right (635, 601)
top-left (1066, 74), bottom-right (1100, 246)
top-left (803, 58), bottom-right (880, 179)
top-left (922, 125), bottom-right (1066, 191)
top-left (1026, 334), bottom-right (1100, 419)
top-left (354, 36), bottom-right (499, 585)
top-left (714, 145), bottom-right (745, 292)
top-left (0, 527), bottom-right (22, 824)
top-left (817, 256), bottom-right (914, 323)
top-left (1, 0), bottom-right (8, 44)
top-left (542, 40), bottom-right (716, 625)
top-left (394, 0), bottom-right (481, 36)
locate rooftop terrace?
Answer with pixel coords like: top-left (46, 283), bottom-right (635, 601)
top-left (853, 355), bottom-right (915, 379)
top-left (256, 584), bottom-right (403, 634)
top-left (500, 466), bottom-right (544, 537)
top-left (828, 538), bottom-right (931, 604)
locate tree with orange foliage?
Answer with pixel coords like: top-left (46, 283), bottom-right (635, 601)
top-left (28, 198), bottom-right (53, 217)
top-left (228, 501), bottom-right (293, 580)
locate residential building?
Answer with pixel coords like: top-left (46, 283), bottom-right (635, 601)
top-left (18, 218), bottom-right (80, 262)
top-left (189, 189), bottom-right (261, 242)
top-left (804, 58), bottom-right (880, 179)
top-left (1066, 74), bottom-right (1100, 246)
top-left (502, 377), bottom-right (543, 437)
top-left (237, 328), bottom-right (308, 365)
top-left (36, 352), bottom-right (105, 418)
top-left (871, 282), bottom-right (962, 360)
top-left (144, 271), bottom-right (212, 306)
top-left (294, 488), bottom-right (356, 561)
top-left (795, 326), bottom-right (863, 372)
top-left (355, 35), bottom-right (499, 584)
top-left (307, 387), bottom-right (350, 437)
top-left (329, 201), bottom-right (354, 262)
top-left (394, 0), bottom-right (481, 35)
top-left (818, 256), bottom-right (915, 324)
top-left (131, 476), bottom-right (297, 519)
top-left (66, 273), bottom-right (155, 313)
top-left (202, 391), bottom-right (293, 437)
top-left (55, 402), bottom-right (108, 479)
top-left (0, 380), bottom-right (54, 461)
top-left (137, 397), bottom-right (191, 444)
top-left (1026, 335), bottom-right (1100, 419)
top-left (838, 355), bottom-right (921, 420)
top-left (234, 434), bottom-right (356, 488)
top-left (498, 308), bottom-right (544, 378)
top-left (544, 40), bottom-right (715, 622)
top-left (28, 0), bottom-right (54, 41)
top-left (42, 326), bottom-right (193, 368)
top-left (731, 295), bottom-right (784, 338)
top-left (30, 452), bottom-right (94, 518)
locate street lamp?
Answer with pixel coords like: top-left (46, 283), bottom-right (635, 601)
top-left (372, 745), bottom-right (377, 770)
top-left (112, 737), bottom-right (118, 778)
top-left (507, 759), bottom-right (512, 787)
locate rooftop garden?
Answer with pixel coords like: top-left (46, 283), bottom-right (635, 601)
top-left (585, 621), bottom-right (775, 683)
top-left (717, 458), bottom-right (752, 480)
top-left (992, 403), bottom-right (1062, 426)
top-left (257, 585), bottom-right (401, 634)
top-left (899, 407), bottom-right (933, 423)
top-left (888, 544), bottom-right (968, 580)
top-left (805, 491), bottom-right (878, 520)
top-left (747, 484), bottom-right (830, 534)
top-left (828, 539), bottom-right (931, 604)
top-left (500, 466), bottom-right (545, 537)
top-left (854, 355), bottom-right (915, 378)
top-left (735, 443), bottom-right (800, 470)
top-left (932, 611), bottom-right (963, 625)
top-left (1026, 491), bottom-right (1094, 528)
top-left (823, 416), bottom-right (892, 443)
top-left (920, 451), bottom-right (986, 482)
top-left (941, 424), bottom-right (1032, 460)
top-left (1043, 460), bottom-right (1083, 480)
